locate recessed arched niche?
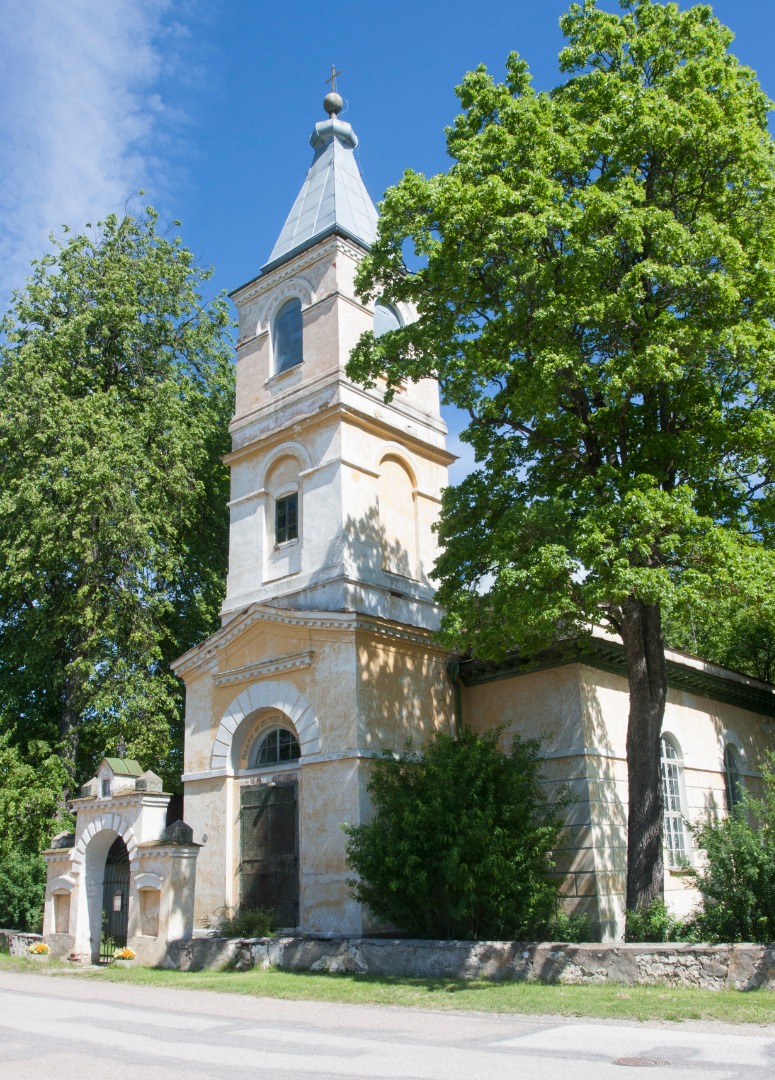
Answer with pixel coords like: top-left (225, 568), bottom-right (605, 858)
top-left (374, 300), bottom-right (403, 337)
top-left (377, 455), bottom-right (418, 578)
top-left (264, 454), bottom-right (302, 581)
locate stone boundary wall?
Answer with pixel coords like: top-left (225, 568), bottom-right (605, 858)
top-left (0, 930), bottom-right (44, 956)
top-left (166, 936), bottom-right (775, 991)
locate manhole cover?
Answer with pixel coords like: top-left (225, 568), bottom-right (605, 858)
top-left (613, 1059), bottom-right (669, 1068)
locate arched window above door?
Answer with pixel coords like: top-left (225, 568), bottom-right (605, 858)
top-left (250, 727), bottom-right (301, 768)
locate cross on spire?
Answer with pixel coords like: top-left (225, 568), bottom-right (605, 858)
top-left (325, 65), bottom-right (342, 93)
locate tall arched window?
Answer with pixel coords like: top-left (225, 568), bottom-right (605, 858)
top-left (273, 298), bottom-right (303, 373)
top-left (660, 735), bottom-right (688, 867)
top-left (724, 744), bottom-right (744, 811)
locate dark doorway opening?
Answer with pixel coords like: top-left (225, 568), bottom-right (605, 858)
top-left (100, 836), bottom-right (129, 962)
top-left (240, 782), bottom-right (299, 928)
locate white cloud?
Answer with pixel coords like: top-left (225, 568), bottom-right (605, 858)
top-left (0, 0), bottom-right (178, 305)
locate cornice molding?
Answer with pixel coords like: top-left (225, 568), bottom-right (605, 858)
top-left (230, 233), bottom-right (364, 304)
top-left (172, 602), bottom-right (448, 677)
top-left (213, 650), bottom-right (314, 687)
top-left (459, 638), bottom-right (775, 718)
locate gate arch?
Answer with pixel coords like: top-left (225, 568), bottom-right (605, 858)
top-left (72, 817), bottom-right (139, 963)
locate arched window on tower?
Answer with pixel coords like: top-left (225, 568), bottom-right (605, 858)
top-left (266, 455), bottom-right (301, 548)
top-left (660, 734), bottom-right (688, 867)
top-left (374, 300), bottom-right (402, 338)
top-left (273, 298), bottom-right (303, 373)
top-left (724, 743), bottom-right (744, 811)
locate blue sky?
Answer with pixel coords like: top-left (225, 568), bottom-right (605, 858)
top-left (3, 0), bottom-right (775, 480)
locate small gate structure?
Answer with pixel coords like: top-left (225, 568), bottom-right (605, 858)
top-left (100, 836), bottom-right (130, 962)
top-left (240, 782), bottom-right (299, 927)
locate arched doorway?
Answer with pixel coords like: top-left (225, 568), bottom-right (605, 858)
top-left (239, 722), bottom-right (301, 928)
top-left (100, 836), bottom-right (130, 961)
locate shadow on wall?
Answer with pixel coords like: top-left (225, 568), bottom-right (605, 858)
top-left (573, 670), bottom-right (624, 939)
top-left (334, 502), bottom-right (424, 585)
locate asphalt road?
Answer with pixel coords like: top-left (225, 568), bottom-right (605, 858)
top-left (1, 970), bottom-right (774, 1080)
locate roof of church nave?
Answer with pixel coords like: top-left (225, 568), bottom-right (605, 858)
top-left (263, 89), bottom-right (379, 272)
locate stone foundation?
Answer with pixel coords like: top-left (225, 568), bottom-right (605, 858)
top-left (165, 936), bottom-right (775, 991)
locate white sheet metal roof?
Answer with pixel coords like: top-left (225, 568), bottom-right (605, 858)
top-left (264, 116), bottom-right (379, 269)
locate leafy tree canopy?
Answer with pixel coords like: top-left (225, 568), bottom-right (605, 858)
top-left (0, 209), bottom-right (235, 794)
top-left (348, 0), bottom-right (775, 911)
top-left (0, 734), bottom-right (72, 932)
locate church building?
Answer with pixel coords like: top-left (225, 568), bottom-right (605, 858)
top-left (172, 91), bottom-right (775, 942)
top-left (43, 93), bottom-right (775, 957)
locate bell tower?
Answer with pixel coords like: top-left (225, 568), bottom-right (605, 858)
top-left (223, 94), bottom-right (453, 630)
top-left (174, 93), bottom-right (457, 934)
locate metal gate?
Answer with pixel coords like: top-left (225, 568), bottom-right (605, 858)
top-left (240, 782), bottom-right (299, 928)
top-left (100, 836), bottom-right (130, 962)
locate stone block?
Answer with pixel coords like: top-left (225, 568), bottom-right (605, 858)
top-left (551, 847), bottom-right (596, 874)
top-left (159, 936), bottom-right (775, 991)
top-left (49, 832), bottom-right (75, 850)
top-left (162, 820), bottom-right (194, 845)
top-left (137, 770), bottom-right (164, 792)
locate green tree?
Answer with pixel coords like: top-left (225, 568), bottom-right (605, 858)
top-left (0, 734), bottom-right (71, 930)
top-left (347, 0), bottom-right (775, 914)
top-left (665, 589), bottom-right (775, 684)
top-left (344, 729), bottom-right (563, 940)
top-left (0, 209), bottom-right (234, 794)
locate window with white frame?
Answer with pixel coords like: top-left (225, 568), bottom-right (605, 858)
top-left (275, 492), bottom-right (298, 544)
top-left (660, 734), bottom-right (688, 867)
top-left (724, 743), bottom-right (744, 811)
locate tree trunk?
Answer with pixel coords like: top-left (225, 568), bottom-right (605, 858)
top-left (619, 596), bottom-right (667, 912)
top-left (59, 668), bottom-right (81, 801)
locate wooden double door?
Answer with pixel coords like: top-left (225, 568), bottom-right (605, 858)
top-left (240, 782), bottom-right (299, 928)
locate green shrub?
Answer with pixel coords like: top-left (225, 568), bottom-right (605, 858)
top-left (211, 906), bottom-right (275, 939)
top-left (624, 899), bottom-right (692, 943)
top-left (344, 728), bottom-right (564, 941)
top-left (686, 754), bottom-right (775, 943)
top-left (0, 851), bottom-right (46, 932)
top-left (547, 910), bottom-right (596, 943)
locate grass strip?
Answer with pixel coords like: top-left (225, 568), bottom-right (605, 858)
top-left (2, 954), bottom-right (773, 1025)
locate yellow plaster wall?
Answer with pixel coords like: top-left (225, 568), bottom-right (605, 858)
top-left (185, 777), bottom-right (229, 925)
top-left (460, 666), bottom-right (609, 930)
top-left (296, 757), bottom-right (368, 934)
top-left (355, 633), bottom-right (454, 751)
